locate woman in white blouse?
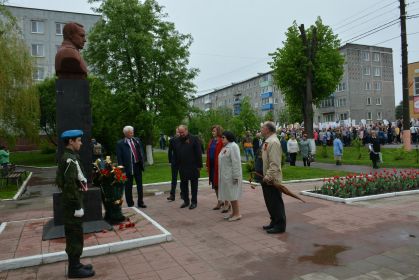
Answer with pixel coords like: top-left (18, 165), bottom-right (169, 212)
top-left (287, 133), bottom-right (299, 166)
top-left (218, 131), bottom-right (243, 221)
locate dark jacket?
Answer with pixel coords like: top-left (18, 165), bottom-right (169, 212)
top-left (369, 137), bottom-right (381, 160)
top-left (116, 137), bottom-right (145, 175)
top-left (173, 134), bottom-right (203, 180)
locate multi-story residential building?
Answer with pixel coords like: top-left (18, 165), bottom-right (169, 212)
top-left (192, 72), bottom-right (286, 118)
top-left (193, 43), bottom-right (396, 125)
top-left (408, 61), bottom-right (419, 119)
top-left (315, 43), bottom-right (395, 124)
top-left (6, 5), bottom-right (100, 81)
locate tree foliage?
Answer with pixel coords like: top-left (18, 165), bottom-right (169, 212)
top-left (0, 2), bottom-right (39, 145)
top-left (270, 17), bottom-right (344, 136)
top-left (395, 100), bottom-right (403, 120)
top-left (85, 0), bottom-right (198, 145)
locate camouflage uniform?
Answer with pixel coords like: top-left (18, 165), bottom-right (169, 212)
top-left (56, 148), bottom-right (84, 266)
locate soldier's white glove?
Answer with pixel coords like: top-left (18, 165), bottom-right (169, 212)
top-left (74, 208), bottom-right (84, 217)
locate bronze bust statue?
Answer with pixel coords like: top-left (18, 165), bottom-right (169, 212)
top-left (55, 22), bottom-right (88, 79)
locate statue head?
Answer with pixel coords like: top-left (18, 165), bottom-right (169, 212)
top-left (63, 22), bottom-right (86, 50)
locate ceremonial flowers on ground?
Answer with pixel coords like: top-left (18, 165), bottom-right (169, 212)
top-left (314, 169), bottom-right (419, 198)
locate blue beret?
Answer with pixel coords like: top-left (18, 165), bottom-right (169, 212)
top-left (61, 130), bottom-right (83, 139)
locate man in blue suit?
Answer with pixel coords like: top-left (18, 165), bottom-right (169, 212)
top-left (116, 126), bottom-right (146, 208)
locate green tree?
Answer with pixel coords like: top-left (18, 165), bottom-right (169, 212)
top-left (264, 110), bottom-right (274, 122)
top-left (85, 0), bottom-right (198, 151)
top-left (277, 103), bottom-right (303, 126)
top-left (237, 97), bottom-right (260, 133)
top-left (395, 100), bottom-right (403, 120)
top-left (37, 78), bottom-right (56, 145)
top-left (0, 2), bottom-right (39, 145)
top-left (270, 17), bottom-right (344, 137)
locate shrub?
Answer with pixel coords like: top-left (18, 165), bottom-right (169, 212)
top-left (351, 137), bottom-right (362, 159)
top-left (393, 147), bottom-right (408, 161)
top-left (40, 140), bottom-right (56, 154)
top-left (320, 144), bottom-right (328, 158)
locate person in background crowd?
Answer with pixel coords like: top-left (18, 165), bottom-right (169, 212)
top-left (369, 131), bottom-right (381, 169)
top-left (116, 126), bottom-right (146, 208)
top-left (206, 125), bottom-right (224, 210)
top-left (174, 125), bottom-right (203, 210)
top-left (299, 133), bottom-right (311, 167)
top-left (287, 134), bottom-right (299, 166)
top-left (280, 135), bottom-right (289, 162)
top-left (0, 145), bottom-right (10, 176)
top-left (159, 134), bottom-right (166, 150)
top-left (218, 131), bottom-right (243, 222)
top-left (91, 138), bottom-right (102, 161)
top-left (333, 134), bottom-right (344, 165)
top-left (252, 132), bottom-right (262, 158)
top-left (167, 128), bottom-right (179, 201)
top-left (260, 121), bottom-right (286, 234)
top-left (313, 129), bottom-right (319, 146)
top-left (242, 132), bottom-right (254, 161)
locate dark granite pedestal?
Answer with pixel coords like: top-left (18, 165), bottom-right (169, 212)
top-left (42, 188), bottom-right (112, 240)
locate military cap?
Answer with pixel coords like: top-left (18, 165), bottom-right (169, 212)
top-left (60, 129), bottom-right (84, 139)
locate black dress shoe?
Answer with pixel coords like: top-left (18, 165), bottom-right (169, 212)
top-left (75, 263), bottom-right (93, 271)
top-left (138, 204), bottom-right (147, 208)
top-left (127, 203), bottom-right (134, 207)
top-left (262, 224), bottom-right (274, 230)
top-left (189, 203), bottom-right (197, 210)
top-left (180, 202), bottom-right (190, 208)
top-left (68, 267), bottom-right (95, 278)
top-left (167, 195), bottom-right (175, 201)
top-left (266, 227), bottom-right (285, 234)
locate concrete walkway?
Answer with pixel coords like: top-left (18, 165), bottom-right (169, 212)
top-left (1, 166), bottom-right (419, 279)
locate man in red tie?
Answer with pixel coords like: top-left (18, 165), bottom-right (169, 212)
top-left (116, 126), bottom-right (146, 208)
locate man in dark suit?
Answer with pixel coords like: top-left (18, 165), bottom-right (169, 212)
top-left (173, 125), bottom-right (202, 209)
top-left (116, 126), bottom-right (146, 208)
top-left (167, 128), bottom-right (179, 201)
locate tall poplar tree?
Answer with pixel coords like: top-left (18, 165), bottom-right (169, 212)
top-left (270, 17), bottom-right (344, 137)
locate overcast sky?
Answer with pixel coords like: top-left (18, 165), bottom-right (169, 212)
top-left (7, 0), bottom-right (419, 103)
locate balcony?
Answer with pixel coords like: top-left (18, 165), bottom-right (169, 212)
top-left (259, 80), bottom-right (272, 88)
top-left (261, 103), bottom-right (273, 111)
top-left (260, 91), bottom-right (272, 99)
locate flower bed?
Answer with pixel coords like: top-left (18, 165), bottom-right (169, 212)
top-left (309, 169), bottom-right (419, 199)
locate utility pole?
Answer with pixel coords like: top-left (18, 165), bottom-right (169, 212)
top-left (400, 0), bottom-right (411, 150)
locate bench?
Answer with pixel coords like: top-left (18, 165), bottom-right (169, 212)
top-left (0, 165), bottom-right (25, 187)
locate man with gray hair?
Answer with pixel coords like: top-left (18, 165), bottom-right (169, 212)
top-left (116, 126), bottom-right (146, 208)
top-left (260, 121), bottom-right (286, 234)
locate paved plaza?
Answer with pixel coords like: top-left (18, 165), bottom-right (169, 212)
top-left (1, 166), bottom-right (419, 280)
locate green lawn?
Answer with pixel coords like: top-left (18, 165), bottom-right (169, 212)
top-left (10, 150), bottom-right (56, 167)
top-left (142, 150), bottom-right (348, 184)
top-left (0, 184), bottom-right (18, 199)
top-left (313, 145), bottom-right (419, 168)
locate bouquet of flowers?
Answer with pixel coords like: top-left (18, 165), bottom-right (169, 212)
top-left (93, 156), bottom-right (127, 224)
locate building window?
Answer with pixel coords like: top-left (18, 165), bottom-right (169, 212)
top-left (377, 112), bottom-right (382, 120)
top-left (324, 114), bottom-right (334, 122)
top-left (364, 81), bottom-right (371, 90)
top-left (376, 97), bottom-right (382, 105)
top-left (374, 81), bottom-right (382, 91)
top-left (366, 97), bottom-right (372, 105)
top-left (362, 51), bottom-right (370, 61)
top-left (31, 20), bottom-right (44, 33)
top-left (337, 98), bottom-right (346, 108)
top-left (56, 23), bottom-right (65, 35)
top-left (337, 82), bottom-right (346, 91)
top-left (339, 113), bottom-right (348, 120)
top-left (415, 77), bottom-right (419, 96)
top-left (363, 67), bottom-right (370, 76)
top-left (373, 67), bottom-right (381, 77)
top-left (31, 44), bottom-right (44, 57)
top-left (367, 112), bottom-right (372, 120)
top-left (373, 52), bottom-right (380, 62)
top-left (33, 67), bottom-right (45, 80)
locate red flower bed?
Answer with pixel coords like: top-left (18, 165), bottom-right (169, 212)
top-left (314, 169), bottom-right (419, 198)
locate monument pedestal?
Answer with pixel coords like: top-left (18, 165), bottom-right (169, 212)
top-left (42, 188), bottom-right (112, 240)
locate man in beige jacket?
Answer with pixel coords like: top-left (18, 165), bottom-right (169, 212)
top-left (260, 121), bottom-right (286, 234)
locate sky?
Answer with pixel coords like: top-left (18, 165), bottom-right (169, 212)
top-left (7, 0), bottom-right (419, 104)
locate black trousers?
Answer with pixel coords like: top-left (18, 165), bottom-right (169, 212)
top-left (64, 219), bottom-right (83, 262)
top-left (180, 178), bottom-right (198, 204)
top-left (289, 153), bottom-right (297, 166)
top-left (261, 182), bottom-right (286, 231)
top-left (125, 162), bottom-right (143, 206)
top-left (302, 157), bottom-right (310, 166)
top-left (170, 165), bottom-right (179, 196)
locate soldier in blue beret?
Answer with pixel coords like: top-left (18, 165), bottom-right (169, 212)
top-left (56, 130), bottom-right (95, 278)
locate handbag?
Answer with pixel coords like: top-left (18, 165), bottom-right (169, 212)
top-left (307, 153), bottom-right (315, 163)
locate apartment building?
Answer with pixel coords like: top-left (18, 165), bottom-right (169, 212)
top-left (6, 5), bottom-right (100, 81)
top-left (408, 61), bottom-right (419, 119)
top-left (193, 43), bottom-right (396, 125)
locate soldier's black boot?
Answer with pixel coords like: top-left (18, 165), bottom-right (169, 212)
top-left (68, 257), bottom-right (95, 278)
